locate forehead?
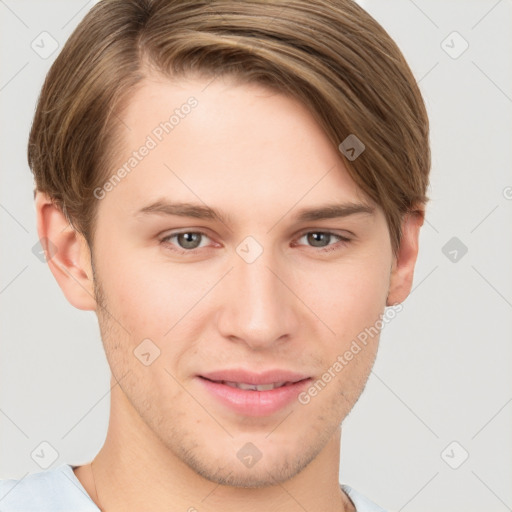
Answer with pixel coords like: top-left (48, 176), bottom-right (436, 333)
top-left (98, 74), bottom-right (375, 224)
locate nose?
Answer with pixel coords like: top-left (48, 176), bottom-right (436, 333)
top-left (216, 244), bottom-right (299, 351)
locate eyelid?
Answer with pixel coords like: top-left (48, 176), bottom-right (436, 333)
top-left (294, 227), bottom-right (353, 240)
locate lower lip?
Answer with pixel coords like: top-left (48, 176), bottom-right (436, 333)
top-left (196, 377), bottom-right (312, 417)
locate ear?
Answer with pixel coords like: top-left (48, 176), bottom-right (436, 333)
top-left (34, 191), bottom-right (96, 311)
top-left (386, 208), bottom-right (425, 306)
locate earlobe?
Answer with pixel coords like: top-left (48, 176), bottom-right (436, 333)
top-left (34, 191), bottom-right (96, 311)
top-left (386, 209), bottom-right (425, 307)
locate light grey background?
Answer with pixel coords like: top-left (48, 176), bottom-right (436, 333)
top-left (1, 1), bottom-right (511, 511)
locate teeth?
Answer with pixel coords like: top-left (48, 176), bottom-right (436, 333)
top-left (223, 381), bottom-right (288, 391)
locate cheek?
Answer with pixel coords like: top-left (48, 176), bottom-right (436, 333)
top-left (97, 250), bottom-right (212, 375)
top-left (302, 255), bottom-right (391, 338)
top-left (302, 260), bottom-right (389, 409)
top-left (100, 251), bottom-right (182, 335)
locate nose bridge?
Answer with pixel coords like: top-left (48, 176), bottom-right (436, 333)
top-left (218, 239), bottom-right (297, 348)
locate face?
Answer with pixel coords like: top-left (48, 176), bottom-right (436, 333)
top-left (90, 72), bottom-right (394, 487)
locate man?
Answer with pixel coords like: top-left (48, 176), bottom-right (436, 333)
top-left (0, 0), bottom-right (430, 510)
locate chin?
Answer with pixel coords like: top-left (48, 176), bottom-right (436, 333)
top-left (179, 441), bottom-right (318, 489)
top-left (193, 462), bottom-right (299, 488)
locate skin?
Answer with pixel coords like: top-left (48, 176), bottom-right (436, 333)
top-left (35, 72), bottom-right (424, 512)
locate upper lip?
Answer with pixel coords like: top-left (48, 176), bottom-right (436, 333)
top-left (199, 369), bottom-right (311, 385)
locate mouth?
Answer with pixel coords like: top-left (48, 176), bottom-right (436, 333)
top-left (196, 369), bottom-right (312, 417)
top-left (200, 377), bottom-right (303, 391)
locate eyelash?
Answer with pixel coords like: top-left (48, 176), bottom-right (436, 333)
top-left (160, 229), bottom-right (352, 255)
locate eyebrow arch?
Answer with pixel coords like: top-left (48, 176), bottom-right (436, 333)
top-left (135, 199), bottom-right (232, 225)
top-left (135, 198), bottom-right (375, 225)
top-left (294, 202), bottom-right (375, 222)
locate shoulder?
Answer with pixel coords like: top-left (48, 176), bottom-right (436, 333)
top-left (0, 464), bottom-right (99, 511)
top-left (341, 483), bottom-right (391, 512)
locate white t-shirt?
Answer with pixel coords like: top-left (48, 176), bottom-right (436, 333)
top-left (0, 464), bottom-right (388, 511)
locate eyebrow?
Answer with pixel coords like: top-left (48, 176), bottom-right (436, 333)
top-left (135, 199), bottom-right (375, 225)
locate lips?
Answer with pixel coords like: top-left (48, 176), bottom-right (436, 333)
top-left (196, 368), bottom-right (312, 416)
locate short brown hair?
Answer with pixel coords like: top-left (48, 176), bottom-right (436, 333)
top-left (28, 0), bottom-right (430, 257)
